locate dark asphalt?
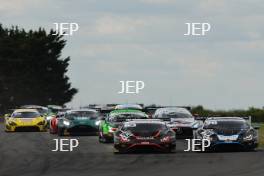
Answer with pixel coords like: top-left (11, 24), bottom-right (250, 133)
top-left (0, 123), bottom-right (263, 176)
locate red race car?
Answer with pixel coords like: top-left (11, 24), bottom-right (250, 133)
top-left (49, 112), bottom-right (65, 134)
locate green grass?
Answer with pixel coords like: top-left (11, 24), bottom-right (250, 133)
top-left (259, 124), bottom-right (264, 148)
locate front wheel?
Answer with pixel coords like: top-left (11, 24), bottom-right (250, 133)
top-left (169, 147), bottom-right (176, 153)
top-left (113, 147), bottom-right (126, 154)
top-left (99, 133), bottom-right (110, 143)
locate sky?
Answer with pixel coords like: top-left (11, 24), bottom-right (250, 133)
top-left (1, 0), bottom-right (264, 109)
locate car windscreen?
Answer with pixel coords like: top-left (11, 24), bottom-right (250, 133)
top-left (109, 113), bottom-right (147, 122)
top-left (12, 112), bottom-right (40, 118)
top-left (123, 123), bottom-right (166, 133)
top-left (66, 111), bottom-right (98, 119)
top-left (36, 108), bottom-right (48, 115)
top-left (204, 120), bottom-right (249, 129)
top-left (159, 112), bottom-right (193, 119)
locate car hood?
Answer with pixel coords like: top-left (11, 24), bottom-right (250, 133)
top-left (108, 122), bottom-right (122, 128)
top-left (202, 128), bottom-right (248, 137)
top-left (67, 117), bottom-right (97, 126)
top-left (9, 117), bottom-right (44, 124)
top-left (211, 128), bottom-right (247, 136)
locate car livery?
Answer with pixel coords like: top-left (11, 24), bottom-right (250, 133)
top-left (113, 119), bottom-right (176, 153)
top-left (153, 107), bottom-right (199, 138)
top-left (57, 109), bottom-right (101, 136)
top-left (5, 109), bottom-right (47, 132)
top-left (98, 109), bottom-right (149, 143)
top-left (193, 117), bottom-right (258, 151)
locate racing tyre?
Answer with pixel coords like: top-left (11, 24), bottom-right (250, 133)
top-left (113, 147), bottom-right (126, 154)
top-left (169, 146), bottom-right (176, 153)
top-left (99, 134), bottom-right (110, 143)
top-left (98, 130), bottom-right (111, 143)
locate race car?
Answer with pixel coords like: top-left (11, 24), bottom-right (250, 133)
top-left (153, 107), bottom-right (199, 138)
top-left (20, 105), bottom-right (48, 116)
top-left (49, 111), bottom-right (66, 134)
top-left (5, 109), bottom-right (47, 132)
top-left (98, 109), bottom-right (149, 143)
top-left (193, 117), bottom-right (258, 151)
top-left (45, 105), bottom-right (63, 127)
top-left (57, 109), bottom-right (101, 136)
top-left (114, 104), bottom-right (143, 110)
top-left (113, 119), bottom-right (176, 153)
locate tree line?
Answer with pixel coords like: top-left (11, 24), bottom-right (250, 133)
top-left (0, 24), bottom-right (77, 113)
top-left (191, 106), bottom-right (264, 122)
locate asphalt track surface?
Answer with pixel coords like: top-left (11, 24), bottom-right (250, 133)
top-left (0, 123), bottom-right (263, 176)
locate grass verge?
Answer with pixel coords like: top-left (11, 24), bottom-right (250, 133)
top-left (258, 124), bottom-right (264, 148)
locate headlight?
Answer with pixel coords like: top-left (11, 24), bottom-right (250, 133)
top-left (8, 121), bottom-right (17, 126)
top-left (204, 134), bottom-right (217, 142)
top-left (46, 116), bottom-right (53, 121)
top-left (95, 120), bottom-right (100, 126)
top-left (192, 122), bottom-right (200, 129)
top-left (243, 131), bottom-right (254, 141)
top-left (161, 136), bottom-right (171, 143)
top-left (63, 120), bottom-right (70, 126)
top-left (109, 127), bottom-right (117, 133)
top-left (119, 134), bottom-right (130, 142)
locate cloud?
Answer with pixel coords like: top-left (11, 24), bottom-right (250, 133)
top-left (1, 0), bottom-right (264, 109)
top-left (0, 0), bottom-right (38, 15)
top-left (138, 0), bottom-right (177, 4)
top-left (91, 15), bottom-right (146, 35)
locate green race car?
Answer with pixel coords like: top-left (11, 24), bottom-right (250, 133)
top-left (98, 109), bottom-right (149, 143)
top-left (57, 109), bottom-right (101, 136)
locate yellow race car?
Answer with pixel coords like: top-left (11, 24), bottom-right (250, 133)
top-left (5, 109), bottom-right (47, 132)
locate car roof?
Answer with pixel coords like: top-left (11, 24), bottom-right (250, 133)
top-left (110, 109), bottom-right (147, 117)
top-left (66, 109), bottom-right (98, 113)
top-left (20, 105), bottom-right (48, 110)
top-left (115, 104), bottom-right (143, 110)
top-left (124, 119), bottom-right (165, 125)
top-left (47, 105), bottom-right (63, 109)
top-left (154, 107), bottom-right (192, 115)
top-left (13, 109), bottom-right (39, 113)
top-left (206, 117), bottom-right (246, 122)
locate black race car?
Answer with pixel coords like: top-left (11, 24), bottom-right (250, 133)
top-left (153, 107), bottom-right (199, 138)
top-left (193, 117), bottom-right (258, 152)
top-left (113, 119), bottom-right (176, 153)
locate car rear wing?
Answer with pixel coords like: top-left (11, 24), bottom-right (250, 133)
top-left (242, 116), bottom-right (252, 125)
top-left (97, 107), bottom-right (115, 116)
top-left (194, 116), bottom-right (208, 121)
top-left (125, 119), bottom-right (162, 122)
top-left (194, 116), bottom-right (252, 124)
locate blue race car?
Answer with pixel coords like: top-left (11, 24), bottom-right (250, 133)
top-left (193, 117), bottom-right (258, 152)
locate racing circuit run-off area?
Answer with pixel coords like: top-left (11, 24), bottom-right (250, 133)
top-left (0, 124), bottom-right (263, 176)
top-left (0, 105), bottom-right (264, 176)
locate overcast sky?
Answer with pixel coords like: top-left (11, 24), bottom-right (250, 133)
top-left (1, 0), bottom-right (264, 109)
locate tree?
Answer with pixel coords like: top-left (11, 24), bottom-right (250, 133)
top-left (0, 24), bottom-right (77, 112)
